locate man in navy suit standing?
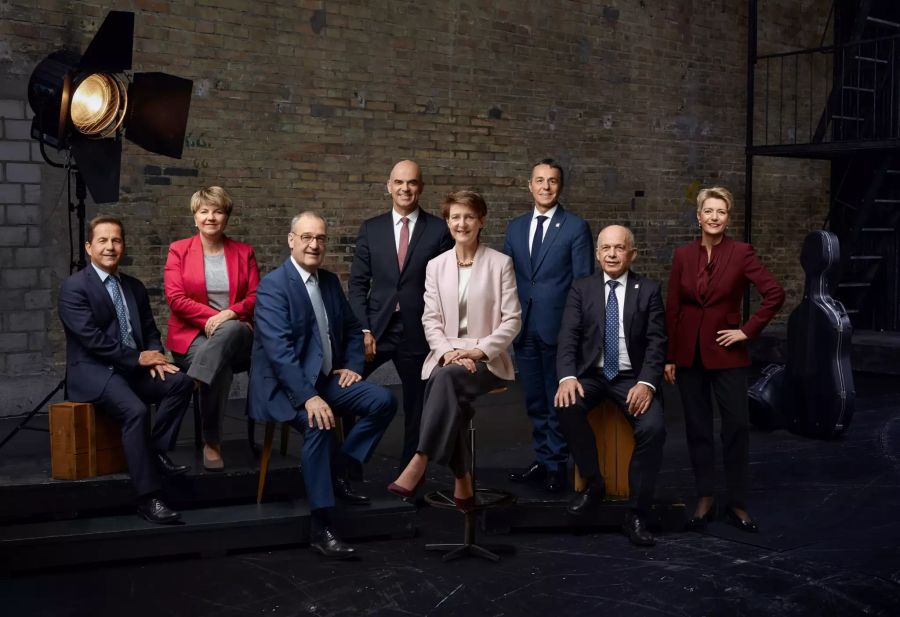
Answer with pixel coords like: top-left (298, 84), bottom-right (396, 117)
top-left (349, 160), bottom-right (453, 468)
top-left (58, 216), bottom-right (194, 524)
top-left (249, 211), bottom-right (397, 559)
top-left (503, 159), bottom-right (594, 492)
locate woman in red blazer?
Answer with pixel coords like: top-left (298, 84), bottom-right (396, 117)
top-left (165, 186), bottom-right (259, 470)
top-left (664, 187), bottom-right (784, 533)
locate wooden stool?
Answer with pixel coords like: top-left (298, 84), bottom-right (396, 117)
top-left (424, 386), bottom-right (516, 562)
top-left (49, 402), bottom-right (127, 480)
top-left (573, 401), bottom-right (635, 499)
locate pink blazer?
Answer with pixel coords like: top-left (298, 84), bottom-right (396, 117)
top-left (421, 245), bottom-right (522, 380)
top-left (164, 235), bottom-right (260, 354)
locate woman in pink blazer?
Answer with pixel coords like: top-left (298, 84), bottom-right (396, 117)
top-left (388, 190), bottom-right (521, 511)
top-left (164, 186), bottom-right (259, 470)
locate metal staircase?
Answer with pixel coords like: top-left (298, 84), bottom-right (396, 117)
top-left (748, 0), bottom-right (900, 331)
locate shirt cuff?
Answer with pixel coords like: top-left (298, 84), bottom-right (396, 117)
top-left (362, 329), bottom-right (371, 334)
top-left (638, 380), bottom-right (656, 392)
top-left (558, 375), bottom-right (577, 384)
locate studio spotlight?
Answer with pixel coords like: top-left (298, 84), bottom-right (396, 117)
top-left (27, 10), bottom-right (193, 204)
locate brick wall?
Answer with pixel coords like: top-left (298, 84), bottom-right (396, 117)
top-left (0, 1), bottom-right (831, 416)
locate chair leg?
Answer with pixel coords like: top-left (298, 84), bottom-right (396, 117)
top-left (279, 423), bottom-right (290, 456)
top-left (192, 390), bottom-right (202, 449)
top-left (256, 422), bottom-right (276, 504)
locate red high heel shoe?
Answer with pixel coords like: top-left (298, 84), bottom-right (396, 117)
top-left (453, 495), bottom-right (476, 513)
top-left (387, 477), bottom-right (425, 501)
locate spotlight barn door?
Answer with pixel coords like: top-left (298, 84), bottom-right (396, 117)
top-left (126, 73), bottom-right (193, 159)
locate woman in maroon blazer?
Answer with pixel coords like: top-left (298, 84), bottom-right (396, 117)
top-left (164, 186), bottom-right (259, 470)
top-left (664, 186), bottom-right (784, 532)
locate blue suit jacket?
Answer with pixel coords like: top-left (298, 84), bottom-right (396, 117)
top-left (502, 205), bottom-right (594, 345)
top-left (58, 265), bottom-right (163, 402)
top-left (249, 259), bottom-right (365, 423)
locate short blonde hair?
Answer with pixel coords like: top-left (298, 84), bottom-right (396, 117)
top-left (190, 186), bottom-right (233, 216)
top-left (696, 186), bottom-right (734, 214)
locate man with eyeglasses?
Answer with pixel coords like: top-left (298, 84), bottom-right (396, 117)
top-left (349, 160), bottom-right (453, 470)
top-left (249, 212), bottom-right (397, 560)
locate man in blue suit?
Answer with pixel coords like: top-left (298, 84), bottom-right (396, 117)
top-left (249, 211), bottom-right (397, 560)
top-left (58, 216), bottom-right (194, 524)
top-left (503, 159), bottom-right (594, 492)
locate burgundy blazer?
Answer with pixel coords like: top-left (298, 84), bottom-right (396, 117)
top-left (164, 234), bottom-right (259, 354)
top-left (665, 237), bottom-right (784, 369)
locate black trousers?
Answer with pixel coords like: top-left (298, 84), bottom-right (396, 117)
top-left (417, 363), bottom-right (503, 479)
top-left (556, 369), bottom-right (666, 513)
top-left (362, 313), bottom-right (428, 465)
top-left (676, 356), bottom-right (750, 509)
top-left (94, 369), bottom-right (193, 498)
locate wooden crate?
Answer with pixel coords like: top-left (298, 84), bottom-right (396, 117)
top-left (573, 401), bottom-right (635, 499)
top-left (49, 402), bottom-right (128, 480)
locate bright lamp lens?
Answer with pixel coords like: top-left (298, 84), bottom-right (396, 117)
top-left (71, 73), bottom-right (126, 137)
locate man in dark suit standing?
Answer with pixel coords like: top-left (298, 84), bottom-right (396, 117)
top-left (349, 160), bottom-right (453, 466)
top-left (554, 225), bottom-right (667, 546)
top-left (503, 159), bottom-right (594, 492)
top-left (250, 211), bottom-right (397, 559)
top-left (58, 216), bottom-right (194, 524)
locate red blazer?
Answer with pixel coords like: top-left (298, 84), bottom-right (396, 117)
top-left (665, 237), bottom-right (784, 369)
top-left (164, 235), bottom-right (260, 354)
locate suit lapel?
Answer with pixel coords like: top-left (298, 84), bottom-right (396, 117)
top-left (224, 237), bottom-right (239, 306)
top-left (594, 273), bottom-right (607, 341)
top-left (375, 214), bottom-right (402, 278)
top-left (532, 206), bottom-right (566, 275)
top-left (440, 253), bottom-right (459, 338)
top-left (120, 276), bottom-right (144, 348)
top-left (623, 271), bottom-right (640, 344)
top-left (401, 209), bottom-right (428, 275)
top-left (706, 236), bottom-right (735, 295)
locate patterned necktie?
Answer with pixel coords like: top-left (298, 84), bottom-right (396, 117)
top-left (105, 275), bottom-right (136, 349)
top-left (603, 280), bottom-right (620, 381)
top-left (306, 273), bottom-right (333, 375)
top-left (397, 216), bottom-right (410, 270)
top-left (531, 215), bottom-right (548, 270)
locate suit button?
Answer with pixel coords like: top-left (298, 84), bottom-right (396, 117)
top-left (531, 281), bottom-right (535, 287)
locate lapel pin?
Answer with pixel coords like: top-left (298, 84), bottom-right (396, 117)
top-left (634, 284), bottom-right (639, 288)
top-left (555, 223), bottom-right (560, 227)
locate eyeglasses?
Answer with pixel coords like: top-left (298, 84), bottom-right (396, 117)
top-left (291, 233), bottom-right (328, 245)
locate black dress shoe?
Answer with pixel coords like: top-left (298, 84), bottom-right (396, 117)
top-left (333, 477), bottom-right (370, 505)
top-left (136, 496), bottom-right (181, 524)
top-left (544, 468), bottom-right (567, 493)
top-left (566, 483), bottom-right (605, 516)
top-left (310, 527), bottom-right (357, 560)
top-left (685, 502), bottom-right (717, 531)
top-left (154, 451), bottom-right (190, 477)
top-left (725, 508), bottom-right (759, 533)
top-left (508, 462), bottom-right (547, 484)
top-left (622, 511), bottom-right (656, 547)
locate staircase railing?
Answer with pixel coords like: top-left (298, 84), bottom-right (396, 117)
top-left (753, 33), bottom-right (900, 148)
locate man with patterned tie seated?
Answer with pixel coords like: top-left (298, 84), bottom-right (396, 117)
top-left (249, 212), bottom-right (397, 560)
top-left (554, 225), bottom-right (667, 546)
top-left (58, 216), bottom-right (194, 524)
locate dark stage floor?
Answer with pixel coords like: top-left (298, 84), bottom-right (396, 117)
top-left (1, 375), bottom-right (899, 616)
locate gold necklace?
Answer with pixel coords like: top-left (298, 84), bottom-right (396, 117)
top-left (457, 258), bottom-right (474, 267)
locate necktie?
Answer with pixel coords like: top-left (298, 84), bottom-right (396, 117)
top-left (531, 215), bottom-right (548, 271)
top-left (105, 276), bottom-right (136, 349)
top-left (306, 274), bottom-right (333, 375)
top-left (397, 216), bottom-right (410, 270)
top-left (603, 280), bottom-right (620, 381)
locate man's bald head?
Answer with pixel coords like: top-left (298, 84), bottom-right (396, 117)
top-left (387, 160), bottom-right (424, 215)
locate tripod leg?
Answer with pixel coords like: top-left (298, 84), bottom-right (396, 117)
top-left (0, 379), bottom-right (65, 451)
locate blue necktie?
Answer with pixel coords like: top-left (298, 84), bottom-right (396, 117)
top-left (306, 274), bottom-right (333, 376)
top-left (531, 215), bottom-right (548, 271)
top-left (603, 280), bottom-right (619, 381)
top-left (105, 276), bottom-right (136, 349)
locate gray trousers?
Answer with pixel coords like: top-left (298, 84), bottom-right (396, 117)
top-left (172, 320), bottom-right (252, 445)
top-left (417, 363), bottom-right (503, 478)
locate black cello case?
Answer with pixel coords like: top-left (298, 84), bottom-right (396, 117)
top-left (785, 230), bottom-right (856, 439)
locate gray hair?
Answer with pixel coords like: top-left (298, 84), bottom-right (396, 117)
top-left (290, 210), bottom-right (327, 232)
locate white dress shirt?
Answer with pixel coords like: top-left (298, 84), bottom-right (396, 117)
top-left (528, 204), bottom-right (558, 255)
